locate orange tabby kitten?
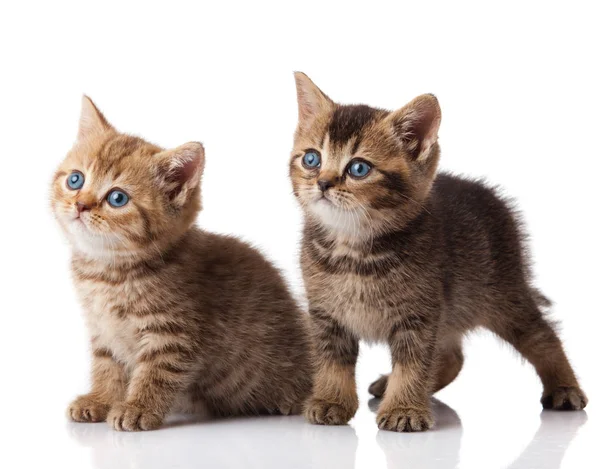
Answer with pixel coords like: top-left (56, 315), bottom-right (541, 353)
top-left (52, 97), bottom-right (313, 431)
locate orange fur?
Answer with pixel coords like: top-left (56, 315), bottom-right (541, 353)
top-left (53, 97), bottom-right (314, 431)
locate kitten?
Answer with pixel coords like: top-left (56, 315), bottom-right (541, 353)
top-left (290, 72), bottom-right (587, 432)
top-left (52, 97), bottom-right (313, 431)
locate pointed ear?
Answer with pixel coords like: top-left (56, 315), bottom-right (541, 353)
top-left (294, 72), bottom-right (334, 130)
top-left (388, 94), bottom-right (441, 162)
top-left (154, 142), bottom-right (205, 207)
top-left (78, 95), bottom-right (113, 141)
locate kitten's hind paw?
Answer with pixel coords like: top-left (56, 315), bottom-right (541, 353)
top-left (67, 395), bottom-right (110, 423)
top-left (377, 406), bottom-right (434, 432)
top-left (305, 399), bottom-right (356, 425)
top-left (542, 386), bottom-right (588, 410)
top-left (368, 375), bottom-right (389, 398)
top-left (108, 403), bottom-right (163, 431)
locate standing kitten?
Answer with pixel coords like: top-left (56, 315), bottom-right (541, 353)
top-left (290, 73), bottom-right (587, 432)
top-left (52, 97), bottom-right (313, 431)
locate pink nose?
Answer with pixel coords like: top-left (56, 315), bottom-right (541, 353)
top-left (76, 202), bottom-right (91, 213)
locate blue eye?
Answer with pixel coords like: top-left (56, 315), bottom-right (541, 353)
top-left (107, 190), bottom-right (129, 208)
top-left (348, 160), bottom-right (372, 178)
top-left (66, 171), bottom-right (85, 190)
top-left (302, 151), bottom-right (321, 169)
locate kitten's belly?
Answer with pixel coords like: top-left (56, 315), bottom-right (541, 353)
top-left (313, 273), bottom-right (398, 343)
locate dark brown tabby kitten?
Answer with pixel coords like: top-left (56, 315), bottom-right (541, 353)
top-left (290, 72), bottom-right (587, 432)
top-left (52, 97), bottom-right (313, 431)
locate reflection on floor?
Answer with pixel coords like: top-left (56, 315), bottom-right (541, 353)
top-left (66, 397), bottom-right (589, 469)
top-left (372, 398), bottom-right (464, 468)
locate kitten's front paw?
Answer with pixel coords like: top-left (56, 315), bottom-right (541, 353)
top-left (377, 406), bottom-right (434, 432)
top-left (67, 395), bottom-right (110, 423)
top-left (542, 386), bottom-right (588, 410)
top-left (305, 399), bottom-right (357, 425)
top-left (108, 403), bottom-right (163, 431)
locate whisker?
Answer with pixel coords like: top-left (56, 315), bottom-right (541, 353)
top-left (397, 192), bottom-right (432, 215)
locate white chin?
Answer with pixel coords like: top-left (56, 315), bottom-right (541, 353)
top-left (308, 199), bottom-right (360, 236)
top-left (66, 220), bottom-right (117, 258)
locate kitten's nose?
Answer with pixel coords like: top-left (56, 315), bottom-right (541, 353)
top-left (318, 179), bottom-right (334, 192)
top-left (76, 202), bottom-right (91, 213)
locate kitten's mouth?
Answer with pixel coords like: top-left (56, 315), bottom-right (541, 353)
top-left (318, 193), bottom-right (344, 210)
top-left (315, 196), bottom-right (333, 208)
top-left (70, 214), bottom-right (89, 230)
top-left (316, 193), bottom-right (333, 203)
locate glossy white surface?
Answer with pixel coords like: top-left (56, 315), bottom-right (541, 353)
top-left (62, 400), bottom-right (591, 469)
top-left (57, 402), bottom-right (590, 469)
top-left (4, 338), bottom-right (598, 469)
top-left (2, 1), bottom-right (599, 468)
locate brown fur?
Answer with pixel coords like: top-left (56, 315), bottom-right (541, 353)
top-left (53, 97), bottom-right (313, 431)
top-left (290, 73), bottom-right (587, 432)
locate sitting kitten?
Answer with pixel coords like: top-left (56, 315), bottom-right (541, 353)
top-left (52, 97), bottom-right (313, 431)
top-left (290, 73), bottom-right (587, 432)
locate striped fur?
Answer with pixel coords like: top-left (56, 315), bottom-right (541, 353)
top-left (290, 73), bottom-right (587, 432)
top-left (53, 97), bottom-right (313, 431)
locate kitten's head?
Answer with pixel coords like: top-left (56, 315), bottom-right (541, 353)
top-left (51, 96), bottom-right (205, 263)
top-left (290, 72), bottom-right (441, 238)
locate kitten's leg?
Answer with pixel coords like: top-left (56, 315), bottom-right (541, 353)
top-left (432, 338), bottom-right (464, 393)
top-left (376, 314), bottom-right (438, 432)
top-left (68, 345), bottom-right (126, 423)
top-left (304, 308), bottom-right (359, 425)
top-left (107, 334), bottom-right (199, 431)
top-left (368, 339), bottom-right (464, 398)
top-left (489, 294), bottom-right (587, 410)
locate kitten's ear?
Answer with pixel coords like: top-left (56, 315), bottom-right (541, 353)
top-left (78, 95), bottom-right (113, 141)
top-left (294, 72), bottom-right (334, 129)
top-left (154, 142), bottom-right (205, 207)
top-left (388, 94), bottom-right (441, 162)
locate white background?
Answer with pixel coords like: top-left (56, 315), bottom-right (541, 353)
top-left (1, 1), bottom-right (598, 468)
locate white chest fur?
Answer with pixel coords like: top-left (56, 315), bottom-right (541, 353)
top-left (75, 277), bottom-right (147, 369)
top-left (309, 271), bottom-right (401, 344)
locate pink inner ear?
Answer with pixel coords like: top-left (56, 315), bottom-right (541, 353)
top-left (417, 108), bottom-right (437, 140)
top-left (170, 144), bottom-right (205, 185)
top-left (393, 99), bottom-right (441, 160)
top-left (164, 159), bottom-right (196, 201)
top-left (160, 150), bottom-right (203, 201)
top-left (406, 104), bottom-right (439, 142)
top-left (177, 153), bottom-right (201, 185)
top-left (155, 143), bottom-right (204, 201)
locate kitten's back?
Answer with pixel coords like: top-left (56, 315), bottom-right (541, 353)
top-left (430, 173), bottom-right (538, 323)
